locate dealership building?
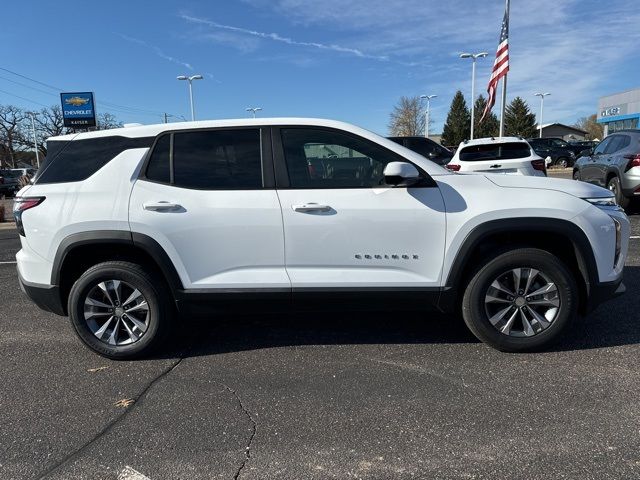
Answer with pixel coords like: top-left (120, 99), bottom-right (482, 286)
top-left (598, 87), bottom-right (640, 136)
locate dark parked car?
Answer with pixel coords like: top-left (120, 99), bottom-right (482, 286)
top-left (0, 169), bottom-right (21, 196)
top-left (387, 136), bottom-right (453, 166)
top-left (573, 129), bottom-right (640, 209)
top-left (569, 140), bottom-right (599, 157)
top-left (527, 138), bottom-right (577, 168)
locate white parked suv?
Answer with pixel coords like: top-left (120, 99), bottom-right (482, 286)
top-left (446, 137), bottom-right (547, 176)
top-left (14, 118), bottom-right (628, 359)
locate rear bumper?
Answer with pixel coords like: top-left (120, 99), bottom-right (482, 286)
top-left (584, 278), bottom-right (625, 314)
top-left (17, 269), bottom-right (66, 316)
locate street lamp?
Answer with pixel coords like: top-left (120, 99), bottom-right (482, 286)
top-left (246, 107), bottom-right (262, 118)
top-left (26, 111), bottom-right (40, 168)
top-left (534, 92), bottom-right (551, 138)
top-left (177, 74), bottom-right (203, 121)
top-left (459, 52), bottom-right (488, 140)
top-left (419, 95), bottom-right (437, 139)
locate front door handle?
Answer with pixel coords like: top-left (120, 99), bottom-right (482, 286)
top-left (292, 203), bottom-right (331, 213)
top-left (489, 164), bottom-right (502, 169)
top-left (143, 201), bottom-right (182, 212)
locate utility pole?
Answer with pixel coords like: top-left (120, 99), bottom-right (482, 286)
top-left (459, 52), bottom-right (488, 139)
top-left (534, 93), bottom-right (551, 138)
top-left (27, 112), bottom-right (40, 168)
top-left (419, 95), bottom-right (437, 139)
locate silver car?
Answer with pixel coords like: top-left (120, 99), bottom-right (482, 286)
top-left (573, 129), bottom-right (640, 209)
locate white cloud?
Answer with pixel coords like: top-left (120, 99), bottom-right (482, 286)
top-left (116, 33), bottom-right (194, 71)
top-left (179, 14), bottom-right (389, 61)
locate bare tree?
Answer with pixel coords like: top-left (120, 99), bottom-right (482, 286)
top-left (574, 114), bottom-right (604, 140)
top-left (0, 105), bottom-right (26, 168)
top-left (389, 96), bottom-right (426, 136)
top-left (96, 112), bottom-right (123, 130)
top-left (16, 105), bottom-right (69, 158)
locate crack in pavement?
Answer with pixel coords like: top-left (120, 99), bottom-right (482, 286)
top-left (34, 356), bottom-right (185, 480)
top-left (221, 384), bottom-right (257, 480)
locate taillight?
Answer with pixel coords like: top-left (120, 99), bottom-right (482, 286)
top-left (624, 153), bottom-right (640, 171)
top-left (445, 164), bottom-right (461, 171)
top-left (13, 196), bottom-right (45, 236)
top-left (531, 159), bottom-right (546, 174)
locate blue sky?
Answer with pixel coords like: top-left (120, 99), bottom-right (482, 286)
top-left (2, 0), bottom-right (639, 135)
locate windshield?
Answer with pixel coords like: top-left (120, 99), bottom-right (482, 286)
top-left (459, 142), bottom-right (531, 161)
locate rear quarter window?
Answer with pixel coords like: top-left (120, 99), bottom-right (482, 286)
top-left (36, 136), bottom-right (154, 184)
top-left (459, 142), bottom-right (531, 161)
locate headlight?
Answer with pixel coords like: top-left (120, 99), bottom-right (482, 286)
top-left (583, 196), bottom-right (617, 207)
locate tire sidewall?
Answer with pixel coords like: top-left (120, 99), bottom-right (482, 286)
top-left (462, 249), bottom-right (577, 352)
top-left (68, 264), bottom-right (166, 359)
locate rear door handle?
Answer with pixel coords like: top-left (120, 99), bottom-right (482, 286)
top-left (143, 201), bottom-right (182, 212)
top-left (292, 203), bottom-right (331, 213)
top-left (489, 164), bottom-right (502, 169)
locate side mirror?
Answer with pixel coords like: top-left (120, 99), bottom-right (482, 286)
top-left (383, 161), bottom-right (421, 186)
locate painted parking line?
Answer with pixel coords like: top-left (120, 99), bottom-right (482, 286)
top-left (0, 261), bottom-right (17, 264)
top-left (631, 236), bottom-right (640, 239)
top-left (118, 466), bottom-right (151, 480)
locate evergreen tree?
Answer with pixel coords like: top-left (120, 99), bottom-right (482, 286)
top-left (474, 95), bottom-right (499, 138)
top-left (504, 97), bottom-right (538, 138)
top-left (441, 91), bottom-right (471, 146)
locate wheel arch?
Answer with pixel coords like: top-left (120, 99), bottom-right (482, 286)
top-left (52, 231), bottom-right (183, 315)
top-left (439, 218), bottom-right (597, 315)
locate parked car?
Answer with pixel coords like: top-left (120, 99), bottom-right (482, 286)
top-left (12, 168), bottom-right (37, 178)
top-left (0, 169), bottom-right (21, 196)
top-left (15, 118), bottom-right (627, 358)
top-left (569, 141), bottom-right (599, 157)
top-left (387, 136), bottom-right (453, 166)
top-left (527, 138), bottom-right (577, 168)
top-left (572, 129), bottom-right (640, 209)
top-left (446, 137), bottom-right (547, 176)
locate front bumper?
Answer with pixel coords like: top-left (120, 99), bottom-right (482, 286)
top-left (584, 278), bottom-right (625, 314)
top-left (17, 269), bottom-right (66, 316)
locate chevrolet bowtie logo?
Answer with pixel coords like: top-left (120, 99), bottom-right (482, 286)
top-left (64, 96), bottom-right (90, 107)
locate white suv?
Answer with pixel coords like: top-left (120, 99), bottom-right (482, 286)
top-left (446, 137), bottom-right (547, 176)
top-left (14, 118), bottom-right (628, 358)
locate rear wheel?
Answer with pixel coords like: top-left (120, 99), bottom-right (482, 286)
top-left (572, 169), bottom-right (580, 180)
top-left (68, 261), bottom-right (173, 359)
top-left (607, 176), bottom-right (630, 209)
top-left (555, 157), bottom-right (569, 168)
top-left (462, 248), bottom-right (578, 352)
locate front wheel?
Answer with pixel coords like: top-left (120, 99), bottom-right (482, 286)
top-left (607, 176), bottom-right (630, 210)
top-left (572, 169), bottom-right (580, 181)
top-left (462, 248), bottom-right (578, 352)
top-left (68, 261), bottom-right (173, 359)
top-left (555, 157), bottom-right (569, 168)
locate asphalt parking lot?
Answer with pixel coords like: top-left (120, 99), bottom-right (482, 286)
top-left (1, 175), bottom-right (639, 480)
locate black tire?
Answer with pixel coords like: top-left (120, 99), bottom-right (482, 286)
top-left (555, 157), bottom-right (569, 168)
top-left (607, 176), bottom-right (630, 210)
top-left (572, 169), bottom-right (580, 181)
top-left (462, 248), bottom-right (578, 352)
top-left (68, 261), bottom-right (173, 359)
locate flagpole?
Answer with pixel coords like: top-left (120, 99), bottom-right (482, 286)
top-left (498, 0), bottom-right (510, 137)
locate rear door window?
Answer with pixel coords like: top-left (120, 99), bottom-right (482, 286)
top-left (458, 143), bottom-right (531, 161)
top-left (36, 136), bottom-right (154, 184)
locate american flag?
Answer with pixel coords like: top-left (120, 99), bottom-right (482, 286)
top-left (480, 8), bottom-right (509, 123)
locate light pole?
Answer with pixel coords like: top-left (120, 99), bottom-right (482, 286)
top-left (534, 92), bottom-right (551, 138)
top-left (177, 74), bottom-right (203, 121)
top-left (26, 112), bottom-right (40, 168)
top-left (246, 107), bottom-right (262, 118)
top-left (419, 95), bottom-right (437, 139)
top-left (459, 52), bottom-right (488, 140)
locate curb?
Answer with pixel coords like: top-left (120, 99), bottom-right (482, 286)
top-left (0, 222), bottom-right (17, 230)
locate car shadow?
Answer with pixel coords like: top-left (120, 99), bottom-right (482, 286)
top-left (157, 266), bottom-right (640, 359)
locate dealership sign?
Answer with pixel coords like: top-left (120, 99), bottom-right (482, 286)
top-left (600, 104), bottom-right (627, 118)
top-left (61, 92), bottom-right (96, 128)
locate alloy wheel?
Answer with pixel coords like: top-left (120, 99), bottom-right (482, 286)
top-left (484, 268), bottom-right (560, 337)
top-left (83, 280), bottom-right (150, 346)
